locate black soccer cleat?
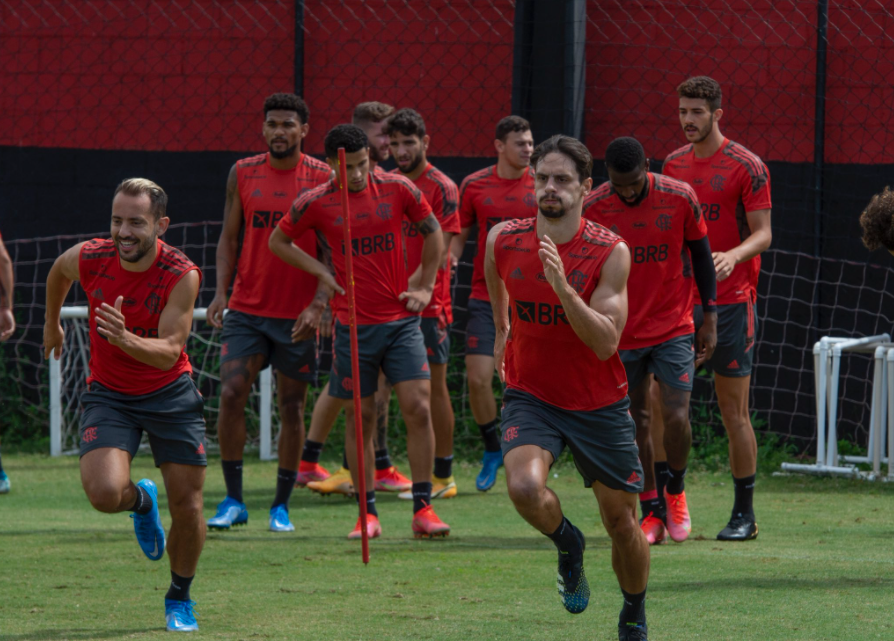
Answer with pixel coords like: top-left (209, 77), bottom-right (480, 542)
top-left (717, 513), bottom-right (759, 541)
top-left (619, 621), bottom-right (649, 640)
top-left (556, 524), bottom-right (589, 614)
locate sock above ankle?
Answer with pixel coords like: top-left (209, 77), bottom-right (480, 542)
top-left (271, 467), bottom-right (298, 509)
top-left (732, 473), bottom-right (756, 518)
top-left (221, 459), bottom-right (243, 504)
top-left (165, 571), bottom-right (194, 602)
top-left (654, 461), bottom-right (669, 496)
top-left (546, 516), bottom-right (582, 554)
top-left (374, 448), bottom-right (392, 471)
top-left (342, 450), bottom-right (350, 472)
top-left (620, 588), bottom-right (646, 625)
top-left (301, 440), bottom-right (324, 465)
top-left (412, 482), bottom-right (433, 514)
top-left (478, 420), bottom-right (501, 452)
top-left (666, 465), bottom-right (687, 495)
top-left (355, 490), bottom-right (378, 517)
top-left (434, 456), bottom-right (453, 479)
top-left (130, 484), bottom-right (153, 515)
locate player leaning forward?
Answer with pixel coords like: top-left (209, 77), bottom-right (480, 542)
top-left (44, 179), bottom-right (205, 632)
top-left (485, 136), bottom-right (650, 640)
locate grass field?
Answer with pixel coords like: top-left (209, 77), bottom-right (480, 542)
top-left (1, 453), bottom-right (893, 640)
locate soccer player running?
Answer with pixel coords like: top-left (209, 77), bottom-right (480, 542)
top-left (383, 108), bottom-right (462, 499)
top-left (452, 115), bottom-right (536, 491)
top-left (44, 179), bottom-right (205, 631)
top-left (584, 137), bottom-right (717, 545)
top-left (663, 76), bottom-right (772, 541)
top-left (271, 124), bottom-right (450, 539)
top-left (301, 102), bottom-right (415, 496)
top-left (205, 93), bottom-right (332, 533)
top-left (860, 186), bottom-right (894, 256)
top-left (0, 230), bottom-right (15, 493)
top-left (485, 135), bottom-right (651, 640)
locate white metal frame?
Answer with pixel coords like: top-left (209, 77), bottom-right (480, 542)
top-left (781, 334), bottom-right (893, 480)
top-left (49, 306), bottom-right (275, 460)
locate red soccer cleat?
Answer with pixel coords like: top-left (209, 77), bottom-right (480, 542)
top-left (347, 514), bottom-right (382, 540)
top-left (664, 489), bottom-right (692, 542)
top-left (375, 466), bottom-right (412, 492)
top-left (640, 513), bottom-right (668, 545)
top-left (296, 462), bottom-right (330, 487)
top-left (412, 504), bottom-right (450, 538)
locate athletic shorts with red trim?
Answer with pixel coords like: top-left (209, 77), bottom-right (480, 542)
top-left (695, 300), bottom-right (758, 377)
top-left (619, 333), bottom-right (696, 392)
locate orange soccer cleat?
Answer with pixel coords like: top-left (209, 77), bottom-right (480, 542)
top-left (640, 513), bottom-right (668, 545)
top-left (374, 466), bottom-right (412, 492)
top-left (664, 489), bottom-right (692, 542)
top-left (296, 462), bottom-right (330, 487)
top-left (412, 504), bottom-right (451, 539)
top-left (347, 514), bottom-right (382, 540)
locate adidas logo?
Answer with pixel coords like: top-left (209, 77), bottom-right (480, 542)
top-left (678, 372), bottom-right (690, 383)
top-left (426, 347), bottom-right (434, 356)
top-left (483, 196), bottom-right (495, 206)
top-left (196, 443), bottom-right (206, 455)
top-left (627, 471), bottom-right (641, 484)
top-left (251, 189), bottom-right (262, 198)
top-left (421, 362), bottom-right (430, 372)
top-left (299, 364), bottom-right (310, 373)
top-left (92, 288), bottom-right (104, 300)
top-left (728, 359), bottom-right (740, 369)
top-left (510, 267), bottom-right (524, 279)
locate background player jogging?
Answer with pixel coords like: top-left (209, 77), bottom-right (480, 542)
top-left (43, 179), bottom-right (206, 632)
top-left (485, 135), bottom-right (651, 640)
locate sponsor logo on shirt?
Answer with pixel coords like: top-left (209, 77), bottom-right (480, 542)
top-left (251, 189), bottom-right (263, 198)
top-left (655, 214), bottom-right (672, 231)
top-left (514, 300), bottom-right (568, 326)
top-left (510, 267), bottom-right (524, 280)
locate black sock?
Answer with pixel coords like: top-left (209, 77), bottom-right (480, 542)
top-left (654, 461), bottom-right (669, 497)
top-left (301, 439), bottom-right (324, 465)
top-left (130, 484), bottom-right (153, 515)
top-left (342, 450), bottom-right (350, 471)
top-left (639, 496), bottom-right (665, 523)
top-left (666, 465), bottom-right (687, 495)
top-left (732, 473), bottom-right (756, 519)
top-left (620, 588), bottom-right (646, 625)
top-left (0, 448), bottom-right (4, 474)
top-left (271, 468), bottom-right (298, 509)
top-left (221, 459), bottom-right (243, 504)
top-left (479, 420), bottom-right (501, 452)
top-left (165, 571), bottom-right (194, 602)
top-left (355, 490), bottom-right (378, 517)
top-left (546, 516), bottom-right (582, 554)
top-left (374, 448), bottom-right (392, 471)
top-left (434, 455), bottom-right (453, 479)
top-left (411, 482), bottom-right (432, 514)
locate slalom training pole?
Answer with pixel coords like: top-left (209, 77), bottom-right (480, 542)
top-left (337, 147), bottom-right (370, 564)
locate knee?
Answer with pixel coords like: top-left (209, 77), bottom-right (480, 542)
top-left (717, 398), bottom-right (749, 430)
top-left (601, 506), bottom-right (639, 541)
top-left (219, 381), bottom-right (249, 408)
top-left (467, 368), bottom-right (493, 392)
top-left (507, 475), bottom-right (545, 509)
top-left (168, 491), bottom-right (203, 522)
top-left (663, 407), bottom-right (689, 432)
top-left (277, 396), bottom-right (305, 425)
top-left (401, 397), bottom-right (431, 429)
top-left (84, 482), bottom-right (127, 513)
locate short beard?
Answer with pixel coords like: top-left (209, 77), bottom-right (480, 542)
top-left (116, 235), bottom-right (156, 263)
top-left (369, 145), bottom-right (388, 163)
top-left (400, 154), bottom-right (423, 175)
top-left (269, 143), bottom-right (298, 160)
top-left (620, 191), bottom-right (647, 208)
top-left (538, 205), bottom-right (566, 219)
top-left (691, 122), bottom-right (713, 144)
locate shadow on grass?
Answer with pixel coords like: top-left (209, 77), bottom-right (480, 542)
top-left (0, 628), bottom-right (154, 640)
top-left (661, 575), bottom-right (894, 592)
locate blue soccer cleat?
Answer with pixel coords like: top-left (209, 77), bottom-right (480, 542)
top-left (165, 599), bottom-right (199, 632)
top-left (268, 504), bottom-right (295, 532)
top-left (131, 479), bottom-right (165, 561)
top-left (557, 524), bottom-right (589, 614)
top-left (475, 450), bottom-right (503, 492)
top-left (0, 471), bottom-right (9, 494)
top-left (206, 497), bottom-right (248, 530)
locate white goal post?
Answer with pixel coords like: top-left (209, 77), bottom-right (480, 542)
top-left (49, 306), bottom-right (276, 460)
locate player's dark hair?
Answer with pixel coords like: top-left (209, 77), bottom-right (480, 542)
top-left (324, 124), bottom-right (370, 159)
top-left (860, 186), bottom-right (894, 252)
top-left (114, 178), bottom-right (168, 220)
top-left (677, 76), bottom-right (722, 112)
top-left (605, 137), bottom-right (646, 174)
top-left (530, 135), bottom-right (592, 182)
top-left (384, 108), bottom-right (426, 139)
top-left (352, 101), bottom-right (395, 125)
top-left (263, 93), bottom-right (310, 125)
top-left (495, 115), bottom-right (531, 142)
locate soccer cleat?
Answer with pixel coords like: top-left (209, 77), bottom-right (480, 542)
top-left (476, 450), bottom-right (503, 492)
top-left (664, 489), bottom-right (691, 542)
top-left (640, 513), bottom-right (668, 545)
top-left (165, 599), bottom-right (199, 632)
top-left (269, 504), bottom-right (295, 532)
top-left (306, 467), bottom-right (354, 497)
top-left (295, 462), bottom-right (330, 487)
top-left (398, 475), bottom-right (458, 500)
top-left (556, 524), bottom-right (589, 614)
top-left (131, 479), bottom-right (165, 561)
top-left (206, 497), bottom-right (248, 530)
top-left (347, 514), bottom-right (382, 540)
top-left (412, 504), bottom-right (451, 538)
top-left (0, 472), bottom-right (9, 494)
top-left (717, 513), bottom-right (759, 541)
top-left (374, 466), bottom-right (412, 492)
top-left (619, 621), bottom-right (649, 640)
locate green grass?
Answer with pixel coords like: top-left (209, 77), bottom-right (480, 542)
top-left (1, 454), bottom-right (894, 640)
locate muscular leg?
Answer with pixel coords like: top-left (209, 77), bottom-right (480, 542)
top-left (161, 463), bottom-right (206, 578)
top-left (276, 373), bottom-right (309, 472)
top-left (305, 381), bottom-right (344, 444)
top-left (392, 379), bottom-right (434, 484)
top-left (343, 395), bottom-right (376, 494)
top-left (657, 381), bottom-right (691, 472)
top-left (466, 354), bottom-right (497, 427)
top-left (373, 371), bottom-right (392, 453)
top-left (431, 363), bottom-right (454, 460)
top-left (628, 377), bottom-right (655, 494)
top-left (80, 448), bottom-right (136, 513)
top-left (714, 374), bottom-right (757, 477)
top-left (216, 355), bottom-right (266, 460)
top-left (504, 445), bottom-right (561, 532)
top-left (650, 377), bottom-right (667, 462)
